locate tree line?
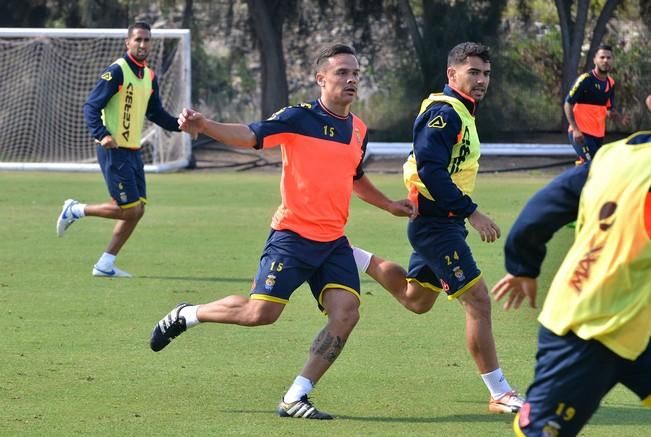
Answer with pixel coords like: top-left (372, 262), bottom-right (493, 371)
top-left (2, 0), bottom-right (650, 139)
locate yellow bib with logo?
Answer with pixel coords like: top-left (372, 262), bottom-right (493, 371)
top-left (101, 58), bottom-right (152, 149)
top-left (403, 94), bottom-right (480, 200)
top-left (540, 132), bottom-right (651, 359)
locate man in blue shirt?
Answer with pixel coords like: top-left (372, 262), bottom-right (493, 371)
top-left (56, 22), bottom-right (181, 277)
top-left (353, 42), bottom-right (523, 414)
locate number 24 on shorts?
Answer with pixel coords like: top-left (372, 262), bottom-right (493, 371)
top-left (444, 251), bottom-right (460, 266)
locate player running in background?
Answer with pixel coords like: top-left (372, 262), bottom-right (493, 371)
top-left (149, 43), bottom-right (415, 420)
top-left (564, 44), bottom-right (629, 163)
top-left (352, 42), bottom-right (523, 414)
top-left (56, 21), bottom-right (183, 277)
top-left (492, 125), bottom-right (651, 434)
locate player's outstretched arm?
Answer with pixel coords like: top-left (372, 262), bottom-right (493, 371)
top-left (178, 108), bottom-right (257, 148)
top-left (353, 175), bottom-right (417, 218)
top-left (491, 274), bottom-right (538, 311)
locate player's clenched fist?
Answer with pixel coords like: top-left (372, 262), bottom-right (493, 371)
top-left (177, 108), bottom-right (204, 139)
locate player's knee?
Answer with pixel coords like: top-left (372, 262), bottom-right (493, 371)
top-left (237, 300), bottom-right (283, 326)
top-left (328, 305), bottom-right (360, 330)
top-left (132, 203), bottom-right (145, 220)
top-left (462, 284), bottom-right (492, 320)
top-left (403, 285), bottom-right (436, 314)
top-left (121, 204), bottom-right (144, 221)
top-left (242, 308), bottom-right (280, 326)
top-left (405, 300), bottom-right (434, 314)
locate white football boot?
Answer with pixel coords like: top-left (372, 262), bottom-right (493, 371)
top-left (489, 390), bottom-right (524, 414)
top-left (56, 199), bottom-right (81, 237)
top-left (92, 265), bottom-right (132, 278)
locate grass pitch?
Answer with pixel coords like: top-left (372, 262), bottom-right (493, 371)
top-left (0, 170), bottom-right (647, 436)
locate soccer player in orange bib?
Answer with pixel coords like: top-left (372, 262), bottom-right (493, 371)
top-left (149, 43), bottom-right (415, 419)
top-left (563, 44), bottom-right (629, 163)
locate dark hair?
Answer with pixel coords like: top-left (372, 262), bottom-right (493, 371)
top-left (314, 43), bottom-right (357, 71)
top-left (596, 44), bottom-right (613, 53)
top-left (128, 21), bottom-right (151, 37)
top-left (447, 42), bottom-right (491, 67)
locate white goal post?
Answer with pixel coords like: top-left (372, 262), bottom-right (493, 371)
top-left (0, 28), bottom-right (192, 172)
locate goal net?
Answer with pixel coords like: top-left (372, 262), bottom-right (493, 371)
top-left (0, 28), bottom-right (192, 172)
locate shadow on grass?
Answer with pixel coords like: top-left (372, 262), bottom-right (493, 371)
top-left (335, 413), bottom-right (507, 423)
top-left (218, 410), bottom-right (507, 424)
top-left (337, 405), bottom-right (649, 425)
top-left (218, 405), bottom-right (649, 426)
top-left (586, 405), bottom-right (650, 425)
top-left (139, 276), bottom-right (252, 283)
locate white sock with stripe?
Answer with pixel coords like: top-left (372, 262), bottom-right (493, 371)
top-left (481, 368), bottom-right (512, 399)
top-left (283, 375), bottom-right (314, 403)
top-left (179, 305), bottom-right (200, 328)
top-left (72, 203), bottom-right (86, 217)
top-left (95, 252), bottom-right (115, 270)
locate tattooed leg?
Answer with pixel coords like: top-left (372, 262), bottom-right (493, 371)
top-left (296, 288), bottom-right (360, 385)
top-left (311, 329), bottom-right (346, 363)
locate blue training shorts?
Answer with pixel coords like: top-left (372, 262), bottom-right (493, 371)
top-left (250, 229), bottom-right (361, 311)
top-left (568, 132), bottom-right (604, 162)
top-left (514, 326), bottom-right (651, 436)
top-left (406, 215), bottom-right (481, 299)
top-left (97, 145), bottom-right (146, 208)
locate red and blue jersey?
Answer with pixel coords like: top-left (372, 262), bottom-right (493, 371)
top-left (248, 100), bottom-right (367, 242)
top-left (565, 69), bottom-right (615, 138)
top-left (83, 53), bottom-right (179, 143)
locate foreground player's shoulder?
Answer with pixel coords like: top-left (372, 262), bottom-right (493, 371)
top-left (547, 163), bottom-right (590, 198)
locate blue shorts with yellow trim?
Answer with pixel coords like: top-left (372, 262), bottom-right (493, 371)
top-left (251, 229), bottom-right (360, 311)
top-left (97, 145), bottom-right (146, 208)
top-left (514, 326), bottom-right (651, 437)
top-left (406, 215), bottom-right (481, 299)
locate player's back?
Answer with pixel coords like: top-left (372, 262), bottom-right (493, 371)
top-left (540, 133), bottom-right (651, 359)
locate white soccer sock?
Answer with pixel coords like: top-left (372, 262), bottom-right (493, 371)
top-left (352, 246), bottom-right (373, 274)
top-left (481, 368), bottom-right (512, 399)
top-left (72, 203), bottom-right (86, 217)
top-left (283, 375), bottom-right (314, 403)
top-left (96, 252), bottom-right (116, 269)
top-left (179, 305), bottom-right (200, 328)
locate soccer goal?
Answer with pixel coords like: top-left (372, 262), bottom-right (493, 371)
top-left (0, 28), bottom-right (192, 172)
